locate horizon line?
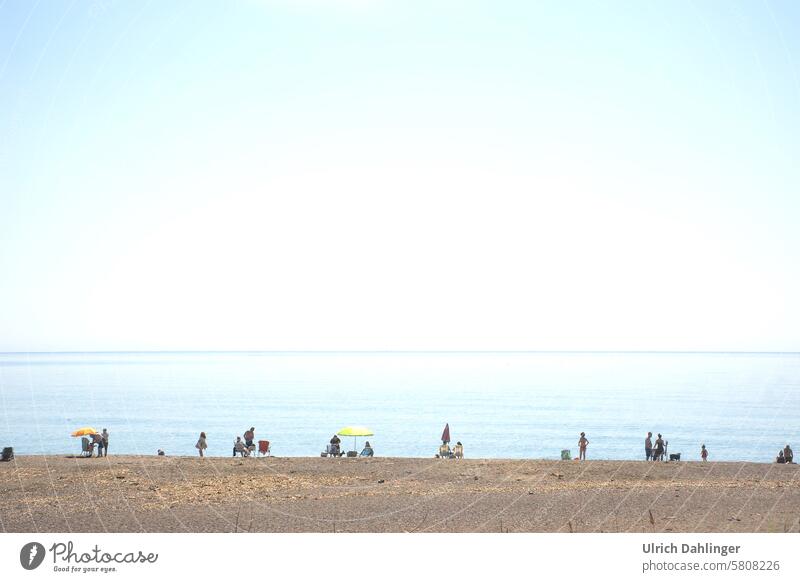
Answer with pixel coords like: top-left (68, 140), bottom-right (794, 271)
top-left (1, 350), bottom-right (799, 355)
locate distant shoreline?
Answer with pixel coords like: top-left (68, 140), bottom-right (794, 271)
top-left (3, 350), bottom-right (800, 355)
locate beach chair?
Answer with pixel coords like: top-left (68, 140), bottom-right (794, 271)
top-left (234, 440), bottom-right (251, 457)
top-left (453, 443), bottom-right (463, 459)
top-left (561, 449), bottom-right (571, 460)
top-left (80, 437), bottom-right (93, 457)
top-left (258, 440), bottom-right (271, 456)
top-left (438, 444), bottom-right (452, 459)
top-left (323, 446), bottom-right (341, 457)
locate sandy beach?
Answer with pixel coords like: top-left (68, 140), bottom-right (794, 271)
top-left (1, 456), bottom-right (798, 533)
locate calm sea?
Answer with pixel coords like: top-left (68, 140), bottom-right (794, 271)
top-left (0, 352), bottom-right (798, 462)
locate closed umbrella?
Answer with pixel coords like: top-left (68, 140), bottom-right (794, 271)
top-left (441, 423), bottom-right (450, 444)
top-left (337, 426), bottom-right (374, 453)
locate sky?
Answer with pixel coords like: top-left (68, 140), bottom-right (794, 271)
top-left (0, 0), bottom-right (799, 352)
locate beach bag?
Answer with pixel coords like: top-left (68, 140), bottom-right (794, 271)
top-left (1, 447), bottom-right (13, 461)
top-left (560, 449), bottom-right (571, 461)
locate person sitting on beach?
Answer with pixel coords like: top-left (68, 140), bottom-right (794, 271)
top-left (777, 450), bottom-right (786, 464)
top-left (438, 442), bottom-right (451, 458)
top-left (578, 432), bottom-right (589, 460)
top-left (157, 449), bottom-right (166, 456)
top-left (784, 445), bottom-right (793, 464)
top-left (82, 436), bottom-right (95, 457)
top-left (360, 441), bottom-right (374, 457)
top-left (453, 441), bottom-right (464, 459)
top-left (701, 444), bottom-right (708, 461)
top-left (234, 436), bottom-right (250, 457)
top-left (653, 434), bottom-right (665, 461)
top-left (645, 432), bottom-right (653, 461)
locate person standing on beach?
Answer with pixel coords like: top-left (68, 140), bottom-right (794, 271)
top-left (244, 427), bottom-right (255, 448)
top-left (92, 433), bottom-right (104, 458)
top-left (701, 444), bottom-right (708, 461)
top-left (101, 429), bottom-right (109, 457)
top-left (653, 434), bottom-right (665, 461)
top-left (578, 432), bottom-right (589, 460)
top-left (196, 432), bottom-right (208, 458)
top-left (645, 432), bottom-right (653, 461)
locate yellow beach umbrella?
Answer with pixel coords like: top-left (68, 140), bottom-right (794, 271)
top-left (337, 426), bottom-right (374, 453)
top-left (71, 427), bottom-right (98, 437)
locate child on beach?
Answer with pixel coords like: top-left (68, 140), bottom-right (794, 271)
top-left (701, 444), bottom-right (708, 461)
top-left (578, 432), bottom-right (589, 460)
top-left (196, 432), bottom-right (207, 458)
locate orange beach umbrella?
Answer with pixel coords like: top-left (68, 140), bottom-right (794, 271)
top-left (71, 427), bottom-right (98, 437)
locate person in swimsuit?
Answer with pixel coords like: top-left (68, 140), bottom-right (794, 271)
top-left (195, 432), bottom-right (207, 458)
top-left (244, 427), bottom-right (255, 448)
top-left (645, 432), bottom-right (653, 461)
top-left (701, 444), bottom-right (708, 461)
top-left (101, 428), bottom-right (109, 457)
top-left (578, 432), bottom-right (589, 460)
top-left (653, 434), bottom-right (665, 461)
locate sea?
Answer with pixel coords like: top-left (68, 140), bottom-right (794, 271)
top-left (0, 352), bottom-right (798, 462)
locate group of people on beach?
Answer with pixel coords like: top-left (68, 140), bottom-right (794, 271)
top-left (231, 427), bottom-right (257, 457)
top-left (142, 427), bottom-right (795, 463)
top-left (194, 426), bottom-right (261, 458)
top-left (576, 433), bottom-right (797, 463)
top-left (437, 441), bottom-right (464, 459)
top-left (326, 434), bottom-right (374, 457)
top-left (86, 429), bottom-right (110, 457)
top-left (776, 444), bottom-right (794, 464)
top-left (644, 431), bottom-right (669, 461)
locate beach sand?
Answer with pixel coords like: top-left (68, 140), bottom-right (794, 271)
top-left (1, 456), bottom-right (798, 533)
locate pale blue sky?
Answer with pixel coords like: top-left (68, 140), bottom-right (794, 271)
top-left (1, 1), bottom-right (799, 351)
